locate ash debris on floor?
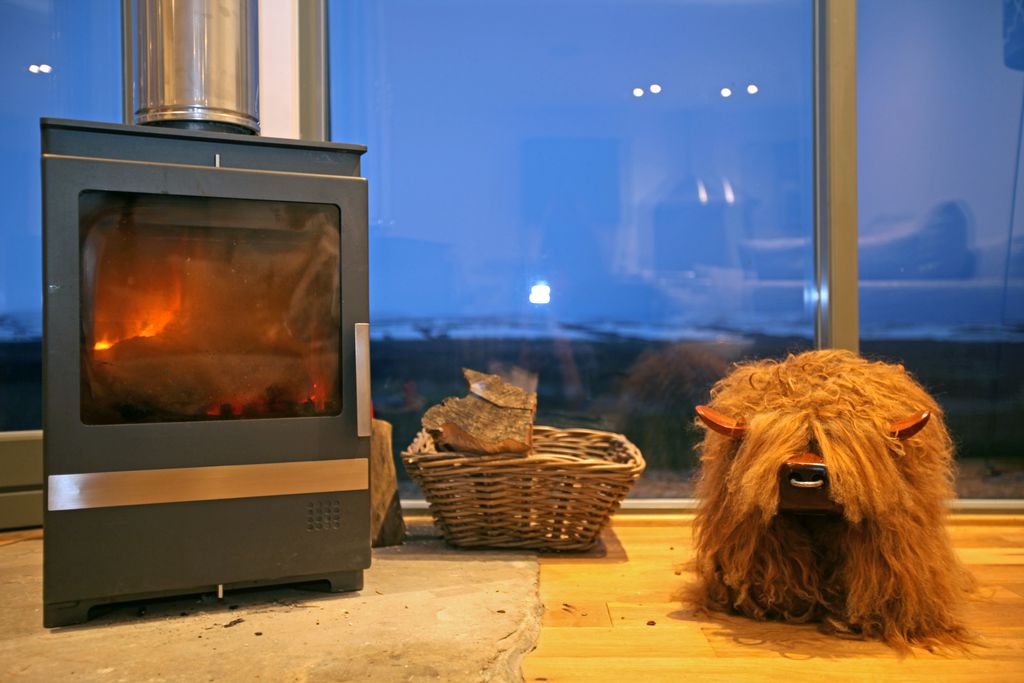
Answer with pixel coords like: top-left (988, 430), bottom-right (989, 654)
top-left (0, 524), bottom-right (541, 682)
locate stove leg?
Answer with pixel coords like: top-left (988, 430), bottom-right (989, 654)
top-left (44, 599), bottom-right (101, 628)
top-left (321, 570), bottom-right (363, 593)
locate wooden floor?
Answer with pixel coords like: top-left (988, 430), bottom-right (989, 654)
top-left (522, 514), bottom-right (1024, 683)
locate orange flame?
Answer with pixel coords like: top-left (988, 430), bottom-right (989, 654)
top-left (91, 254), bottom-right (182, 353)
top-left (93, 312), bottom-right (177, 350)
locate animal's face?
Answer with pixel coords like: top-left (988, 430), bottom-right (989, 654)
top-left (696, 404), bottom-right (931, 515)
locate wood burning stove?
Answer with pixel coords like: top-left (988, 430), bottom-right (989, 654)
top-left (41, 118), bottom-right (371, 627)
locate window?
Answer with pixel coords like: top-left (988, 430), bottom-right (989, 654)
top-left (329, 0), bottom-right (815, 495)
top-left (858, 0), bottom-right (1024, 497)
top-left (0, 0), bottom-right (122, 430)
top-left (0, 2), bottom-right (1018, 500)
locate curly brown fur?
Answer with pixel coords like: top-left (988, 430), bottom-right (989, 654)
top-left (685, 349), bottom-right (976, 651)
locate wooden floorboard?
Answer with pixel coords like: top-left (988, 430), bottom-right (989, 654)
top-left (522, 514), bottom-right (1024, 682)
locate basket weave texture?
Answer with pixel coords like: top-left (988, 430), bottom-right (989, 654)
top-left (402, 426), bottom-right (646, 551)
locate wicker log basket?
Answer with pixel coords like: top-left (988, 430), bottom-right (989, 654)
top-left (402, 426), bottom-right (646, 551)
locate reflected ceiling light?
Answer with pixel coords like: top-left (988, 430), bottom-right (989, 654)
top-left (722, 178), bottom-right (735, 205)
top-left (28, 64), bottom-right (40, 73)
top-left (39, 64), bottom-right (52, 73)
top-left (632, 87), bottom-right (645, 97)
top-left (649, 83), bottom-right (662, 94)
top-left (746, 83), bottom-right (758, 95)
top-left (529, 282), bottom-right (551, 305)
top-left (696, 179), bottom-right (708, 205)
top-left (720, 87), bottom-right (732, 98)
top-left (803, 284), bottom-right (821, 308)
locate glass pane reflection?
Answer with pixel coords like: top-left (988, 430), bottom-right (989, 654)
top-left (858, 0), bottom-right (1024, 497)
top-left (329, 0), bottom-right (815, 495)
top-left (0, 0), bottom-right (122, 430)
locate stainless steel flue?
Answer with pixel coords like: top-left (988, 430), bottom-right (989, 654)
top-left (132, 0), bottom-right (259, 134)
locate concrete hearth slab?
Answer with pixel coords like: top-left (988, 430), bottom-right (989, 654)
top-left (0, 525), bottom-right (542, 682)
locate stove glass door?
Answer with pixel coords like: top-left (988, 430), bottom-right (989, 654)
top-left (79, 191), bottom-right (341, 424)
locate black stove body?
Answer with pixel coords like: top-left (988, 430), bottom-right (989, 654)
top-left (41, 119), bottom-right (371, 627)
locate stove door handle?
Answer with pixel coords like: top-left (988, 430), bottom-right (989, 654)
top-left (355, 323), bottom-right (372, 437)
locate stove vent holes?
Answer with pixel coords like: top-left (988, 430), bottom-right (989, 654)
top-left (307, 499), bottom-right (342, 532)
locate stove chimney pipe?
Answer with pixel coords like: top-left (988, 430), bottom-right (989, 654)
top-left (127, 0), bottom-right (260, 135)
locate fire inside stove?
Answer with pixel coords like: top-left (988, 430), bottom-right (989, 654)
top-left (79, 191), bottom-right (341, 424)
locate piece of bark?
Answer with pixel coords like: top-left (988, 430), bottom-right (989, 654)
top-left (370, 418), bottom-right (406, 548)
top-left (422, 368), bottom-right (537, 454)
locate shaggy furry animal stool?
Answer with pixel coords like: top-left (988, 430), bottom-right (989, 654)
top-left (687, 349), bottom-right (975, 649)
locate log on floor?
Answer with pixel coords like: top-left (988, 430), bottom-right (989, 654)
top-left (370, 418), bottom-right (406, 548)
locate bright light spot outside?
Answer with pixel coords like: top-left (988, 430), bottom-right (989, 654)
top-left (529, 282), bottom-right (551, 305)
top-left (632, 87), bottom-right (644, 97)
top-left (39, 64), bottom-right (52, 73)
top-left (696, 179), bottom-right (708, 205)
top-left (746, 83), bottom-right (758, 94)
top-left (649, 83), bottom-right (662, 94)
top-left (722, 178), bottom-right (735, 205)
top-left (720, 87), bottom-right (732, 98)
top-left (28, 64), bottom-right (39, 73)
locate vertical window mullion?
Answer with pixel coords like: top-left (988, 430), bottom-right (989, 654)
top-left (813, 0), bottom-right (859, 352)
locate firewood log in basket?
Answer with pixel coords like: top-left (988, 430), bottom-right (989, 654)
top-left (421, 368), bottom-right (537, 455)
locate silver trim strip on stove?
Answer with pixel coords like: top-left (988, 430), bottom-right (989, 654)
top-left (355, 323), bottom-right (372, 438)
top-left (47, 458), bottom-right (368, 511)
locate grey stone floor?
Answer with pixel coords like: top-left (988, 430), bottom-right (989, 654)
top-left (0, 525), bottom-right (542, 682)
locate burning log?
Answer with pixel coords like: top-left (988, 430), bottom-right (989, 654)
top-left (421, 368), bottom-right (537, 454)
top-left (83, 338), bottom-right (335, 423)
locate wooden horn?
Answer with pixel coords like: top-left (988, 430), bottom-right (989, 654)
top-left (696, 405), bottom-right (748, 439)
top-left (890, 410), bottom-right (930, 440)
